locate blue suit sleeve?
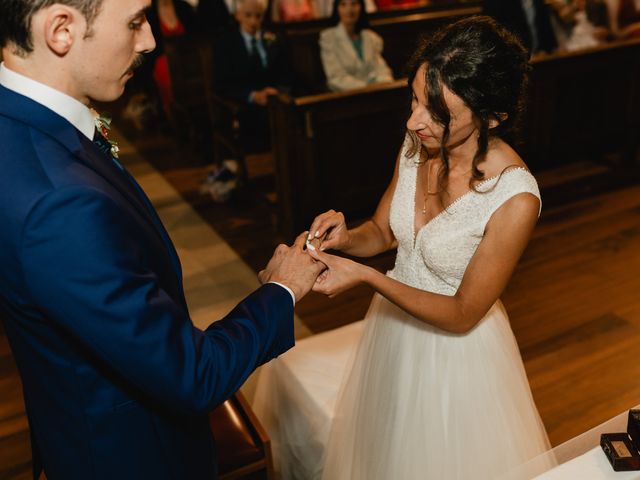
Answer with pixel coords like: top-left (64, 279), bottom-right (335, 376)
top-left (19, 185), bottom-right (294, 414)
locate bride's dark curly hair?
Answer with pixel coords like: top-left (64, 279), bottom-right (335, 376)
top-left (405, 15), bottom-right (530, 191)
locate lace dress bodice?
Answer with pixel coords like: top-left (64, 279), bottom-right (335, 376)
top-left (388, 143), bottom-right (541, 296)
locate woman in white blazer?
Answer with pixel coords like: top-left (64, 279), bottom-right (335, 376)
top-left (319, 0), bottom-right (394, 91)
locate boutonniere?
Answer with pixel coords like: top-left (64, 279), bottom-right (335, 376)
top-left (263, 31), bottom-right (276, 45)
top-left (90, 108), bottom-right (120, 159)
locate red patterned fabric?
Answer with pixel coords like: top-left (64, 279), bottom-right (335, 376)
top-left (154, 19), bottom-right (186, 115)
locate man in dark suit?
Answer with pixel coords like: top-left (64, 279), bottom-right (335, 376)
top-left (203, 0), bottom-right (292, 200)
top-left (0, 0), bottom-right (322, 478)
top-left (214, 0), bottom-right (291, 108)
top-left (483, 0), bottom-right (558, 55)
top-left (213, 0), bottom-right (291, 143)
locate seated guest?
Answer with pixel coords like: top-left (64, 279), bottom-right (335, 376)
top-left (549, 0), bottom-right (609, 48)
top-left (147, 0), bottom-right (196, 119)
top-left (206, 0), bottom-right (292, 201)
top-left (319, 0), bottom-right (394, 92)
top-left (374, 0), bottom-right (419, 11)
top-left (583, 0), bottom-right (612, 32)
top-left (484, 0), bottom-right (559, 56)
top-left (119, 0), bottom-right (195, 135)
top-left (214, 0), bottom-right (291, 107)
top-left (313, 0), bottom-right (377, 20)
top-left (271, 0), bottom-right (316, 22)
top-left (603, 0), bottom-right (640, 38)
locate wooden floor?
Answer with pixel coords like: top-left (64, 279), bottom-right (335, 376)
top-left (2, 124), bottom-right (640, 478)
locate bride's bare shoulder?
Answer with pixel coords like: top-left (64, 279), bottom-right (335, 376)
top-left (480, 139), bottom-right (529, 178)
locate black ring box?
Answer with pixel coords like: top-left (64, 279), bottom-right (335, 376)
top-left (601, 409), bottom-right (640, 471)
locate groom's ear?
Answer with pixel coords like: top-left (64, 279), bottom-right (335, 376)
top-left (39, 5), bottom-right (83, 56)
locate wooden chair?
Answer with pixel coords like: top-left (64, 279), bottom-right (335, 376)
top-left (163, 34), bottom-right (216, 164)
top-left (205, 61), bottom-right (272, 183)
top-left (164, 33), bottom-right (266, 181)
top-left (207, 94), bottom-right (256, 182)
top-left (210, 391), bottom-right (274, 480)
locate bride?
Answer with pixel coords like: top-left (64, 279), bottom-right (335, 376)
top-left (255, 16), bottom-right (550, 479)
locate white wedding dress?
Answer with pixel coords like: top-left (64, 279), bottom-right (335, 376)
top-left (253, 142), bottom-right (551, 479)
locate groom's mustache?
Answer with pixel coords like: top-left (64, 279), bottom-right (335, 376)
top-left (128, 55), bottom-right (145, 73)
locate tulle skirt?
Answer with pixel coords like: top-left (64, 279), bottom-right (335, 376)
top-left (253, 294), bottom-right (551, 479)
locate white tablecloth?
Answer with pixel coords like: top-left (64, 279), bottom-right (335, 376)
top-left (252, 320), bottom-right (365, 478)
top-left (533, 445), bottom-right (640, 479)
top-left (502, 404), bottom-right (640, 479)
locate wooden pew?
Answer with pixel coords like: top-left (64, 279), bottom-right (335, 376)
top-left (524, 38), bottom-right (640, 171)
top-left (270, 80), bottom-right (407, 238)
top-left (270, 38), bottom-right (640, 239)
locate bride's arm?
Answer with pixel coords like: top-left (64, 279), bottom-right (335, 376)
top-left (307, 152), bottom-right (400, 258)
top-left (309, 192), bottom-right (539, 333)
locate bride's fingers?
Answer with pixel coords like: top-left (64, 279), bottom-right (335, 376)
top-left (308, 213), bottom-right (329, 240)
top-left (309, 210), bottom-right (339, 240)
top-left (319, 224), bottom-right (345, 250)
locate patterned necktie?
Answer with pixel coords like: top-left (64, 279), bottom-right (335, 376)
top-left (249, 37), bottom-right (264, 70)
top-left (93, 127), bottom-right (125, 171)
top-left (93, 128), bottom-right (113, 156)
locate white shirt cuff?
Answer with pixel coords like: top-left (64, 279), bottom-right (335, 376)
top-left (268, 281), bottom-right (296, 305)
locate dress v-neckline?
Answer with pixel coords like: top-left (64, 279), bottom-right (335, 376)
top-left (411, 166), bottom-right (526, 247)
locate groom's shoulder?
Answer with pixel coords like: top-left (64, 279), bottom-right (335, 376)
top-left (0, 90), bottom-right (56, 156)
top-left (0, 111), bottom-right (41, 165)
top-left (0, 89), bottom-right (84, 181)
top-left (0, 108), bottom-right (85, 211)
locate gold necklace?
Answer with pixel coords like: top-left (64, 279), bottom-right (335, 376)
top-left (421, 160), bottom-right (439, 215)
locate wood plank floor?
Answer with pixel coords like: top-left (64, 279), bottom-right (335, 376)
top-left (2, 126), bottom-right (640, 477)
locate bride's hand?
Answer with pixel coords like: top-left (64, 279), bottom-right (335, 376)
top-left (307, 209), bottom-right (350, 251)
top-left (307, 248), bottom-right (366, 297)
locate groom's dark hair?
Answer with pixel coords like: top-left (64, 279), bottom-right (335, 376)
top-left (0, 0), bottom-right (103, 55)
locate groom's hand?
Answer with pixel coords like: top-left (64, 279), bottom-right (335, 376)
top-left (259, 232), bottom-right (326, 301)
top-left (307, 247), bottom-right (366, 298)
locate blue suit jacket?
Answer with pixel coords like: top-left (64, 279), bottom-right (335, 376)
top-left (0, 85), bottom-right (294, 480)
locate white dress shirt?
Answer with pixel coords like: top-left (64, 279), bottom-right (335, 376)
top-left (0, 63), bottom-right (96, 140)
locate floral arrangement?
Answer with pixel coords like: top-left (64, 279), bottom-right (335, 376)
top-left (91, 109), bottom-right (120, 159)
top-left (263, 31), bottom-right (277, 45)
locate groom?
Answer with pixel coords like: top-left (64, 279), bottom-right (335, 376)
top-left (0, 0), bottom-right (323, 479)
